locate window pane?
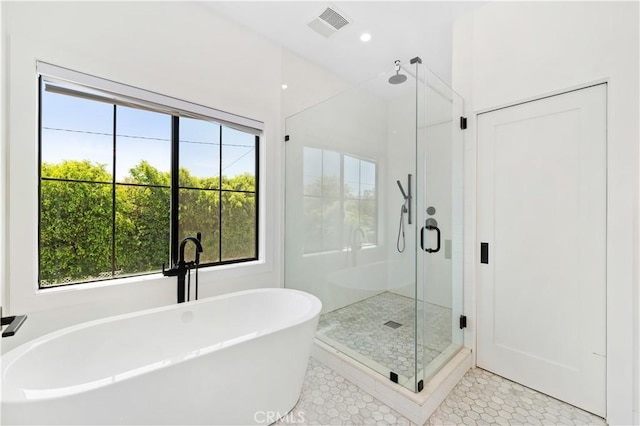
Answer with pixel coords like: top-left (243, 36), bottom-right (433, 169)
top-left (222, 127), bottom-right (255, 191)
top-left (322, 150), bottom-right (341, 198)
top-left (115, 185), bottom-right (170, 275)
top-left (221, 191), bottom-right (256, 261)
top-left (41, 160), bottom-right (112, 184)
top-left (180, 118), bottom-right (220, 189)
top-left (343, 199), bottom-right (358, 249)
top-left (344, 199), bottom-right (360, 233)
top-left (343, 155), bottom-right (360, 199)
top-left (41, 86), bottom-right (113, 181)
top-left (302, 147), bottom-right (322, 197)
top-left (40, 180), bottom-right (112, 286)
top-left (360, 200), bottom-right (377, 244)
top-left (322, 198), bottom-right (342, 251)
top-left (179, 188), bottom-right (220, 264)
top-left (303, 147), bottom-right (322, 197)
top-left (344, 199), bottom-right (377, 248)
top-left (360, 182), bottom-right (376, 199)
top-left (360, 160), bottom-right (376, 186)
top-left (116, 106), bottom-right (171, 184)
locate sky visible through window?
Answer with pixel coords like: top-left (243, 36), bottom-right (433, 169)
top-left (41, 89), bottom-right (256, 179)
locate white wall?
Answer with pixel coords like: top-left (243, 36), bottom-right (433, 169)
top-left (453, 2), bottom-right (639, 424)
top-left (1, 1), bottom-right (284, 352)
top-left (281, 49), bottom-right (351, 121)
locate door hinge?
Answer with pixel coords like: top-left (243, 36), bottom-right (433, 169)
top-left (390, 371), bottom-right (398, 383)
top-left (284, 135), bottom-right (290, 142)
top-left (459, 315), bottom-right (467, 329)
top-left (460, 116), bottom-right (467, 130)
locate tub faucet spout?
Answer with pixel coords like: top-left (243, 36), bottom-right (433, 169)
top-left (180, 236), bottom-right (203, 263)
top-left (163, 235), bottom-right (204, 304)
top-left (347, 227), bottom-right (367, 266)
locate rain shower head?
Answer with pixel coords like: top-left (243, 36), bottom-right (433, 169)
top-left (389, 73), bottom-right (407, 85)
top-left (388, 60), bottom-right (407, 85)
top-left (396, 180), bottom-right (408, 199)
top-left (389, 71), bottom-right (407, 84)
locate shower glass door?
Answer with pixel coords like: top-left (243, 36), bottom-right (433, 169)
top-left (414, 64), bottom-right (465, 388)
top-left (284, 57), bottom-right (464, 393)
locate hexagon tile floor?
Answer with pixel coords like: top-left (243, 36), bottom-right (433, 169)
top-left (426, 368), bottom-right (605, 426)
top-left (277, 358), bottom-right (411, 426)
top-left (278, 358), bottom-right (606, 425)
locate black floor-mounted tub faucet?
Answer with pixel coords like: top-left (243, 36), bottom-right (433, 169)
top-left (163, 233), bottom-right (203, 303)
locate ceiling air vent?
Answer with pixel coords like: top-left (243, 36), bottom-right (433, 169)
top-left (307, 6), bottom-right (350, 38)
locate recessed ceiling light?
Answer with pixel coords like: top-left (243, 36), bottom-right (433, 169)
top-left (360, 33), bottom-right (371, 42)
top-left (281, 84), bottom-right (288, 90)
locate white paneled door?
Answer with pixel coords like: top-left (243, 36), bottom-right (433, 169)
top-left (477, 84), bottom-right (607, 417)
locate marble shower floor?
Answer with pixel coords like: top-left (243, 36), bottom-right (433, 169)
top-left (316, 292), bottom-right (452, 379)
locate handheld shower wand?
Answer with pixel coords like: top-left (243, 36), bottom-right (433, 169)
top-left (396, 174), bottom-right (412, 253)
top-left (396, 175), bottom-right (411, 225)
top-left (396, 180), bottom-right (408, 199)
top-left (397, 203), bottom-right (407, 253)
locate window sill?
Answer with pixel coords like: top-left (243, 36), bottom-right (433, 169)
top-left (35, 258), bottom-right (269, 296)
top-left (36, 272), bottom-right (167, 295)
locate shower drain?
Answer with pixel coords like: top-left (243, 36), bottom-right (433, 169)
top-left (384, 320), bottom-right (402, 329)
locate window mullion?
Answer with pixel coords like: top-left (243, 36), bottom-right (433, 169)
top-left (170, 116), bottom-right (180, 266)
top-left (218, 125), bottom-right (223, 263)
top-left (358, 160), bottom-right (362, 232)
top-left (37, 77), bottom-right (43, 286)
top-left (111, 105), bottom-right (117, 278)
top-left (340, 153), bottom-right (345, 250)
top-left (254, 135), bottom-right (260, 259)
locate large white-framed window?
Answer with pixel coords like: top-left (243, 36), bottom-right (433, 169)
top-left (38, 63), bottom-right (262, 288)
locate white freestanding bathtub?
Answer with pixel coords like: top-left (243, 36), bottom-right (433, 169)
top-left (1, 288), bottom-right (321, 425)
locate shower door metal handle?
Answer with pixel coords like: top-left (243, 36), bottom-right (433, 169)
top-left (420, 225), bottom-right (441, 253)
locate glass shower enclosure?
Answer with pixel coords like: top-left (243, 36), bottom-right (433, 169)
top-left (284, 57), bottom-right (464, 392)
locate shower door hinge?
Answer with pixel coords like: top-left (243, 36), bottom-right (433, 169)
top-left (417, 379), bottom-right (424, 392)
top-left (390, 371), bottom-right (399, 383)
top-left (284, 135), bottom-right (290, 142)
top-left (460, 117), bottom-right (468, 130)
top-left (459, 315), bottom-right (467, 329)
